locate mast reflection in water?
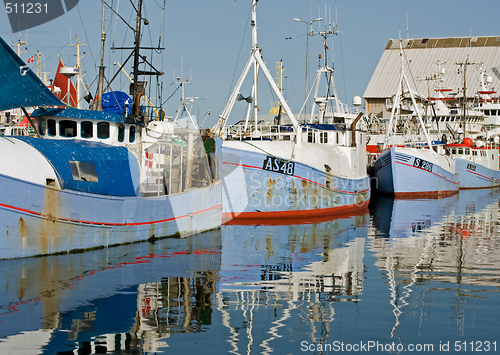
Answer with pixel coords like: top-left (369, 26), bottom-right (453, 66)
top-left (1, 189), bottom-right (499, 354)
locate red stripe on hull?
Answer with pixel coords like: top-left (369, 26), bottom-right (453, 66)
top-left (0, 202), bottom-right (222, 226)
top-left (460, 183), bottom-right (500, 190)
top-left (222, 200), bottom-right (369, 225)
top-left (396, 161), bottom-right (459, 185)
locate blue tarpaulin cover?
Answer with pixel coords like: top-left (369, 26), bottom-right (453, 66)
top-left (0, 36), bottom-right (63, 110)
top-left (102, 91), bottom-right (132, 115)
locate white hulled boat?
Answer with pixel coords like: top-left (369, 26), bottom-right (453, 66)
top-left (446, 138), bottom-right (500, 189)
top-left (373, 42), bottom-right (459, 197)
top-left (0, 1), bottom-right (222, 259)
top-left (211, 0), bottom-right (370, 223)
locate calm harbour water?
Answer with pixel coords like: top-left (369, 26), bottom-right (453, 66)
top-left (1, 189), bottom-right (499, 354)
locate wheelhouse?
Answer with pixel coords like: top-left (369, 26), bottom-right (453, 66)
top-left (31, 107), bottom-right (141, 146)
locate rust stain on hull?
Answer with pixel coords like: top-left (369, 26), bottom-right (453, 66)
top-left (38, 188), bottom-right (63, 255)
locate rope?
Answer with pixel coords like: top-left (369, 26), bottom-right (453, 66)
top-left (183, 175), bottom-right (207, 183)
top-left (226, 136), bottom-right (295, 164)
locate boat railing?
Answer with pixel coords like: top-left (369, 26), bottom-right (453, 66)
top-left (223, 123), bottom-right (352, 146)
top-left (223, 123), bottom-right (296, 141)
top-left (129, 134), bottom-right (214, 197)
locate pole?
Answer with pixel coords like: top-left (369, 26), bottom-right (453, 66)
top-left (132, 0), bottom-right (144, 118)
top-left (96, 2), bottom-right (106, 111)
top-left (305, 22), bottom-right (309, 118)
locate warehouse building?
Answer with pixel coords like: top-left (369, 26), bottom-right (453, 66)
top-left (363, 36), bottom-right (500, 120)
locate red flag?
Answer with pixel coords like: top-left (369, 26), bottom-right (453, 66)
top-left (27, 55), bottom-right (34, 63)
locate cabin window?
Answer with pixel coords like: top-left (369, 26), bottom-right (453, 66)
top-left (118, 125), bottom-right (125, 142)
top-left (485, 110), bottom-right (490, 115)
top-left (493, 154), bottom-right (495, 160)
top-left (81, 121), bottom-right (93, 138)
top-left (481, 151), bottom-right (486, 157)
top-left (446, 117), bottom-right (450, 122)
top-left (465, 148), bottom-right (470, 155)
top-left (129, 125), bottom-right (136, 143)
top-left (308, 131), bottom-right (314, 143)
top-left (320, 132), bottom-right (328, 144)
top-left (69, 161), bottom-right (98, 182)
top-left (336, 132), bottom-right (339, 144)
top-left (39, 119), bottom-right (46, 135)
top-left (47, 119), bottom-right (56, 136)
top-left (452, 148), bottom-right (457, 154)
top-left (458, 148), bottom-right (464, 154)
top-left (60, 120), bottom-right (77, 137)
top-left (97, 122), bottom-right (110, 139)
top-left (473, 151), bottom-right (478, 156)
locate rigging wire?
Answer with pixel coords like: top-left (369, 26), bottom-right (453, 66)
top-left (161, 83), bottom-right (181, 106)
top-left (226, 3), bottom-right (252, 102)
top-left (111, 0), bottom-right (120, 48)
top-left (76, 5), bottom-right (96, 68)
top-left (339, 33), bottom-right (348, 107)
top-left (402, 45), bottom-right (419, 96)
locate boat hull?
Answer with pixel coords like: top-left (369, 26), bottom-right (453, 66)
top-left (0, 172), bottom-right (222, 259)
top-left (374, 147), bottom-right (459, 198)
top-left (454, 157), bottom-right (500, 189)
top-left (218, 140), bottom-right (370, 223)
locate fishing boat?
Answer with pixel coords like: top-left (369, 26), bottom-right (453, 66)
top-left (0, 2), bottom-right (222, 260)
top-left (473, 63), bottom-right (500, 134)
top-left (436, 61), bottom-right (500, 189)
top-left (445, 138), bottom-right (500, 189)
top-left (373, 41), bottom-right (459, 197)
top-left (211, 0), bottom-right (370, 223)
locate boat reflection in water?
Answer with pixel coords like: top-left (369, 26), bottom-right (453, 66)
top-left (1, 189), bottom-right (499, 354)
top-left (370, 188), bottom-right (500, 338)
top-left (0, 210), bottom-right (371, 354)
top-left (0, 230), bottom-right (222, 354)
top-left (217, 211), bottom-right (370, 351)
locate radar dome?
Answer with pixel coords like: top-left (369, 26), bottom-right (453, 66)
top-left (352, 96), bottom-right (362, 107)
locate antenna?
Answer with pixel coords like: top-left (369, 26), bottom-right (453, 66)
top-left (406, 13), bottom-right (409, 40)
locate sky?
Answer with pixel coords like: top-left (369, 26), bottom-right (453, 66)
top-left (1, 0), bottom-right (499, 128)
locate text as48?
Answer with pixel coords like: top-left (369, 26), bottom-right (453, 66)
top-left (5, 3), bottom-right (48, 14)
top-left (262, 156), bottom-right (295, 176)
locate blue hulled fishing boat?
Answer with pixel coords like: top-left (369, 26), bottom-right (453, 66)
top-left (0, 3), bottom-right (221, 259)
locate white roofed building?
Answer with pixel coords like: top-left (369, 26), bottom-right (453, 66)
top-left (363, 36), bottom-right (500, 120)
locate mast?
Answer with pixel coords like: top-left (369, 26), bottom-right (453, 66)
top-left (308, 11), bottom-right (340, 123)
top-left (34, 50), bottom-right (42, 79)
top-left (132, 0), bottom-right (144, 118)
top-left (70, 35), bottom-right (86, 109)
top-left (455, 56), bottom-right (476, 140)
top-left (383, 40), bottom-right (434, 150)
top-left (212, 0), bottom-right (300, 142)
top-left (96, 1), bottom-right (106, 111)
top-left (13, 36), bottom-right (27, 56)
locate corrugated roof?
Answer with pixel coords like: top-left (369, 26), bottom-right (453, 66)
top-left (364, 36), bottom-right (500, 99)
